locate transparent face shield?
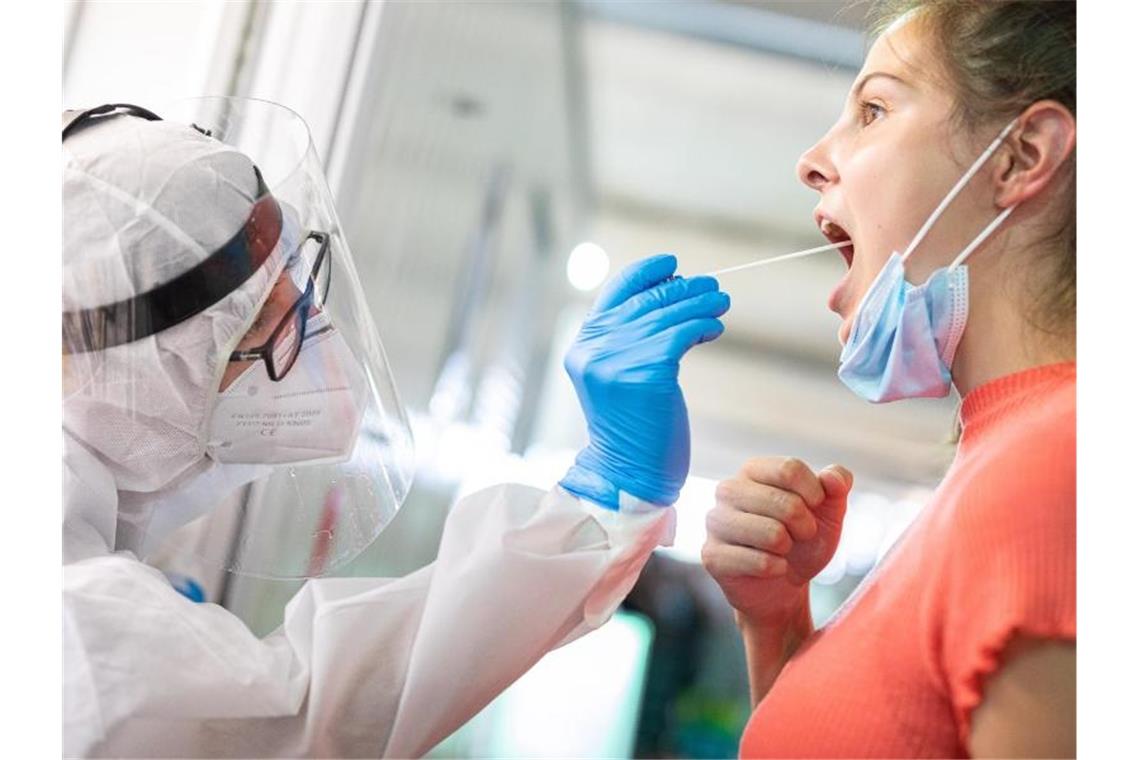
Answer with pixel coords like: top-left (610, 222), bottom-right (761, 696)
top-left (174, 97), bottom-right (415, 579)
top-left (63, 98), bottom-right (415, 579)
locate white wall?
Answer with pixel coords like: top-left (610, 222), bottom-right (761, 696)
top-left (64, 0), bottom-right (251, 109)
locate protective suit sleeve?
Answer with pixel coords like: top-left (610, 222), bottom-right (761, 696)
top-left (64, 483), bottom-right (674, 758)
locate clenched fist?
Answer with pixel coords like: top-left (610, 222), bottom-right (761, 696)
top-left (701, 457), bottom-right (853, 625)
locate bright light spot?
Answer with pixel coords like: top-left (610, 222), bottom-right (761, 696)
top-left (659, 476), bottom-right (718, 564)
top-left (814, 550), bottom-right (847, 586)
top-left (566, 242), bottom-right (610, 292)
top-left (843, 493), bottom-right (889, 576)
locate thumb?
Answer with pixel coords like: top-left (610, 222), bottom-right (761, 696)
top-left (819, 464), bottom-right (853, 498)
top-left (816, 465), bottom-right (853, 522)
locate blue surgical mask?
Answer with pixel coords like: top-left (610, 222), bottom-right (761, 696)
top-left (837, 120), bottom-right (1019, 403)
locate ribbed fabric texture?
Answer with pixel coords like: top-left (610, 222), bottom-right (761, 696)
top-left (739, 362), bottom-right (1076, 758)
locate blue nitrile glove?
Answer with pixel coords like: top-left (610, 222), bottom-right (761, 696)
top-left (559, 254), bottom-right (730, 510)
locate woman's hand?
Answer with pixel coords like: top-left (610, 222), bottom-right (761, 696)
top-left (702, 457), bottom-right (853, 627)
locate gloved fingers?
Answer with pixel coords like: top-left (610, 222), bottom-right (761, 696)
top-left (590, 254), bottom-right (677, 314)
top-left (629, 288), bottom-right (730, 335)
top-left (616, 274), bottom-right (722, 324)
top-left (653, 317), bottom-right (726, 361)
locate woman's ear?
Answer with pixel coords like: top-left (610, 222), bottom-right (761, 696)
top-left (995, 100), bottom-right (1076, 207)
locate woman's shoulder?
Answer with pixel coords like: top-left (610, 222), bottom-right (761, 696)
top-left (989, 377), bottom-right (1073, 472)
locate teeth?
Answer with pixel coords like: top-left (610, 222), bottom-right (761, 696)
top-left (820, 218), bottom-right (852, 245)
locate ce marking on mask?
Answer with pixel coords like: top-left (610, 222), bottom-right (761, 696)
top-left (230, 409), bottom-right (324, 435)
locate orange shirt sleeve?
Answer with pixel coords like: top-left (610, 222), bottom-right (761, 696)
top-left (930, 406), bottom-right (1076, 749)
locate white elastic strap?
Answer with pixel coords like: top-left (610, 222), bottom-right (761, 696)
top-left (900, 119), bottom-right (1018, 263)
top-left (704, 240), bottom-right (852, 277)
top-left (947, 203), bottom-right (1018, 271)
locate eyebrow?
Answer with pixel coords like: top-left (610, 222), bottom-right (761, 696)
top-left (851, 71), bottom-right (909, 100)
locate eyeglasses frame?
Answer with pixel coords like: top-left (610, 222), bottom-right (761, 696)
top-left (228, 230), bottom-right (332, 381)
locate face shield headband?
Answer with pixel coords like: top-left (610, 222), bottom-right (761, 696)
top-left (61, 104), bottom-right (284, 355)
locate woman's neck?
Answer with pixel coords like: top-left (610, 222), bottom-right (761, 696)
top-left (951, 257), bottom-right (1075, 398)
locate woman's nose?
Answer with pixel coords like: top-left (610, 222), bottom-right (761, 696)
top-left (797, 140), bottom-right (837, 193)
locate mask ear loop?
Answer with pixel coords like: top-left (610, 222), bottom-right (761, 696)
top-left (946, 203), bottom-right (1017, 272)
top-left (900, 118), bottom-right (1019, 265)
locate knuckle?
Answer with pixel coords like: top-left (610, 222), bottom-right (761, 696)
top-left (563, 350), bottom-right (586, 381)
top-left (705, 507), bottom-right (734, 537)
top-left (778, 456), bottom-right (809, 485)
top-left (673, 280), bottom-right (697, 303)
top-left (743, 456), bottom-right (777, 483)
top-left (742, 456), bottom-right (763, 475)
top-left (780, 490), bottom-right (805, 519)
top-left (699, 544), bottom-right (719, 572)
top-left (714, 479), bottom-right (737, 504)
top-left (770, 524), bottom-right (793, 552)
top-left (751, 553), bottom-right (773, 575)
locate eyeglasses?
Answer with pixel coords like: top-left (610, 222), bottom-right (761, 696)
top-left (229, 230), bottom-right (332, 381)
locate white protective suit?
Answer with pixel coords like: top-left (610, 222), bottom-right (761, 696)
top-left (64, 445), bottom-right (674, 757)
top-left (62, 111), bottom-right (676, 758)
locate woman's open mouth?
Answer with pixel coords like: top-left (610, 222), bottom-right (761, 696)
top-left (819, 217), bottom-right (854, 268)
top-left (815, 212), bottom-right (856, 322)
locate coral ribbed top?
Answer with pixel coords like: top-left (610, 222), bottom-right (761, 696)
top-left (740, 362), bottom-right (1076, 758)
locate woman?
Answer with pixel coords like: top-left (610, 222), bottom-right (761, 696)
top-left (701, 1), bottom-right (1075, 757)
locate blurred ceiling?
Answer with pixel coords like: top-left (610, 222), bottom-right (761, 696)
top-left (731, 0), bottom-right (877, 30)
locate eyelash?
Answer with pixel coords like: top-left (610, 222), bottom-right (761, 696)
top-left (859, 100), bottom-right (887, 126)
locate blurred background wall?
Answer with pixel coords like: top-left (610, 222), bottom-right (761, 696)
top-left (65, 2), bottom-right (959, 756)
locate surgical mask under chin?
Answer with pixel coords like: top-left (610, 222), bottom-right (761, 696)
top-left (206, 312), bottom-right (370, 464)
top-left (838, 120), bottom-right (1019, 404)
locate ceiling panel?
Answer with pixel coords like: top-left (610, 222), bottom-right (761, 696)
top-left (585, 19), bottom-right (856, 233)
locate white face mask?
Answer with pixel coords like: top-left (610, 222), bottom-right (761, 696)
top-left (206, 313), bottom-right (370, 465)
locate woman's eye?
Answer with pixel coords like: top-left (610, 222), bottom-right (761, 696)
top-left (859, 100), bottom-right (886, 126)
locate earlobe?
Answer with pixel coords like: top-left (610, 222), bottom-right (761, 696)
top-left (995, 101), bottom-right (1076, 207)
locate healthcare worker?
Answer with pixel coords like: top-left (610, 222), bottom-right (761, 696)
top-left (63, 99), bottom-right (730, 757)
top-left (701, 2), bottom-right (1075, 757)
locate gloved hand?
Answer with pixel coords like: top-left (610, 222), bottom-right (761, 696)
top-left (559, 254), bottom-right (730, 509)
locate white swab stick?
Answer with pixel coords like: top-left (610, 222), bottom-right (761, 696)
top-left (703, 240), bottom-right (853, 277)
